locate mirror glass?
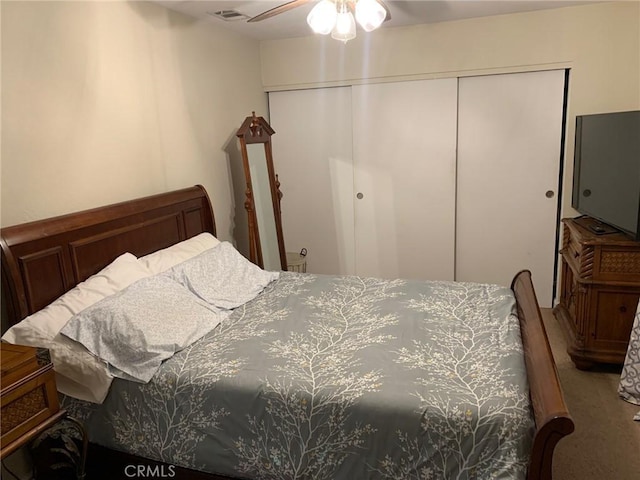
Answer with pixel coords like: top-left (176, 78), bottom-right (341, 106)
top-left (237, 112), bottom-right (287, 271)
top-left (246, 143), bottom-right (281, 271)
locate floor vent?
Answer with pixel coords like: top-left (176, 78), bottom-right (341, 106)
top-left (208, 10), bottom-right (250, 21)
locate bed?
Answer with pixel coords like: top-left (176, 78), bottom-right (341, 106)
top-left (0, 185), bottom-right (573, 480)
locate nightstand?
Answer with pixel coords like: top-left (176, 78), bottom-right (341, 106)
top-left (1, 343), bottom-right (88, 478)
top-left (1, 343), bottom-right (65, 459)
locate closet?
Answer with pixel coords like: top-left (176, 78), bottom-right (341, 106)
top-left (268, 70), bottom-right (565, 307)
top-left (456, 70), bottom-right (566, 306)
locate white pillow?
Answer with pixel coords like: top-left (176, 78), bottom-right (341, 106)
top-left (1, 252), bottom-right (153, 403)
top-left (139, 232), bottom-right (220, 274)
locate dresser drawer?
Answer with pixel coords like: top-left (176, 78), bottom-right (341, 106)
top-left (1, 367), bottom-right (60, 443)
top-left (1, 364), bottom-right (62, 456)
top-left (563, 224), bottom-right (594, 278)
top-left (563, 219), bottom-right (640, 283)
top-left (597, 247), bottom-right (640, 283)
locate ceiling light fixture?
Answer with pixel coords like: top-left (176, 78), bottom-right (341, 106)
top-left (307, 0), bottom-right (387, 43)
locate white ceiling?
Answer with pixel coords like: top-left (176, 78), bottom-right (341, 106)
top-left (151, 0), bottom-right (598, 40)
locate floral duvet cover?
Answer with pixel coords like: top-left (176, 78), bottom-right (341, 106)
top-left (64, 272), bottom-right (534, 479)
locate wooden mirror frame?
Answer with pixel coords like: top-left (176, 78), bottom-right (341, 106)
top-left (236, 112), bottom-right (287, 271)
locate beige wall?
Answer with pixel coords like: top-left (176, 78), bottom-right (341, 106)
top-left (2, 1), bottom-right (638, 243)
top-left (1, 0), bottom-right (267, 248)
top-left (259, 1), bottom-right (640, 218)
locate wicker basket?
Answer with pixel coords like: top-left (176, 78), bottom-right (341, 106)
top-left (286, 250), bottom-right (307, 273)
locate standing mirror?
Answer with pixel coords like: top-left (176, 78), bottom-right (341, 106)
top-left (236, 112), bottom-right (287, 271)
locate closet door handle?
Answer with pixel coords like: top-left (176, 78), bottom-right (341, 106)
top-left (545, 190), bottom-right (555, 198)
top-left (356, 192), bottom-right (364, 200)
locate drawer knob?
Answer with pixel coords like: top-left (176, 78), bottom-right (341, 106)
top-left (620, 306), bottom-right (627, 313)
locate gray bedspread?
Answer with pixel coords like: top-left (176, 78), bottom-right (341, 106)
top-left (63, 272), bottom-right (534, 479)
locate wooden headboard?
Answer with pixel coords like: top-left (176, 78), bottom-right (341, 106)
top-left (1, 185), bottom-right (215, 328)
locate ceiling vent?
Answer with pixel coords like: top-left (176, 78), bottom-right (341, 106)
top-left (208, 10), bottom-right (250, 22)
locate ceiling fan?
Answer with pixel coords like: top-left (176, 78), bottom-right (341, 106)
top-left (248, 0), bottom-right (316, 23)
top-left (248, 0), bottom-right (391, 42)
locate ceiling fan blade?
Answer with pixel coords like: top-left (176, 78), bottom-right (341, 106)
top-left (379, 0), bottom-right (392, 22)
top-left (248, 0), bottom-right (315, 23)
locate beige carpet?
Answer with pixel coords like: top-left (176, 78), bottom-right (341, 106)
top-left (542, 308), bottom-right (640, 480)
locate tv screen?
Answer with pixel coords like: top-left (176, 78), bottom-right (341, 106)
top-left (572, 110), bottom-right (640, 239)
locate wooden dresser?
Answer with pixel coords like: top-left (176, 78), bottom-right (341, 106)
top-left (1, 343), bottom-right (65, 458)
top-left (554, 217), bottom-right (640, 369)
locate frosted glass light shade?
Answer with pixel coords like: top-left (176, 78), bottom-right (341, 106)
top-left (307, 0), bottom-right (337, 35)
top-left (355, 0), bottom-right (386, 32)
top-left (331, 9), bottom-right (356, 43)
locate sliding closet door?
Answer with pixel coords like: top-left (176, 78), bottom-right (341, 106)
top-left (456, 70), bottom-right (565, 307)
top-left (352, 79), bottom-right (457, 280)
top-left (269, 87), bottom-right (355, 275)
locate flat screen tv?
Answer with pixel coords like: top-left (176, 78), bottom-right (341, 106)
top-left (572, 110), bottom-right (640, 240)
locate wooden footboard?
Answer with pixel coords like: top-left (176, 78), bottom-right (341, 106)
top-left (511, 270), bottom-right (574, 480)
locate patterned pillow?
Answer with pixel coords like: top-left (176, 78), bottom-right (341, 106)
top-left (61, 275), bottom-right (226, 383)
top-left (166, 241), bottom-right (279, 310)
